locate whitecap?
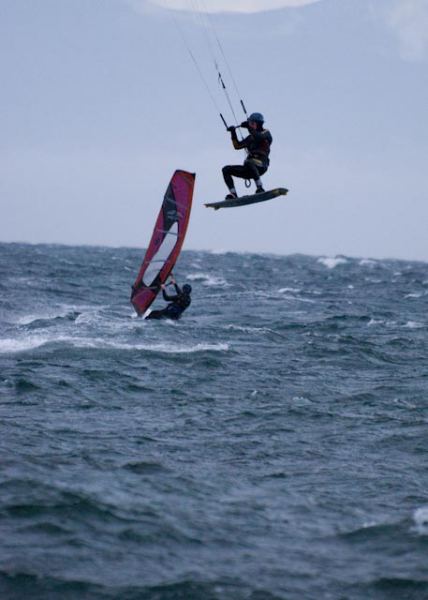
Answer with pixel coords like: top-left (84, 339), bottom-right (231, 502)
top-left (0, 332), bottom-right (230, 355)
top-left (403, 321), bottom-right (424, 329)
top-left (413, 507), bottom-right (428, 535)
top-left (279, 294), bottom-right (315, 304)
top-left (393, 398), bottom-right (416, 409)
top-left (107, 341), bottom-right (230, 353)
top-left (385, 320), bottom-right (398, 327)
top-left (0, 332), bottom-right (80, 353)
top-left (54, 338), bottom-right (231, 354)
top-left (0, 332), bottom-right (108, 354)
top-left (145, 342), bottom-right (229, 354)
top-left (292, 396), bottom-right (312, 406)
top-left (403, 321), bottom-right (423, 329)
top-left (17, 304), bottom-right (93, 326)
top-left (0, 336), bottom-right (48, 353)
top-left (225, 324), bottom-right (270, 334)
top-left (17, 313), bottom-right (56, 326)
top-left (367, 319), bottom-right (384, 327)
top-left (318, 257), bottom-right (347, 269)
top-left (74, 309), bottom-right (104, 325)
top-left (187, 273), bottom-right (228, 287)
top-left (17, 308), bottom-right (70, 325)
top-left (7, 276), bottom-right (34, 285)
top-left (278, 287), bottom-right (301, 294)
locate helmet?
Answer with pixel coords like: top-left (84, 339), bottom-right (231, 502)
top-left (183, 284), bottom-right (192, 294)
top-left (248, 112), bottom-right (264, 124)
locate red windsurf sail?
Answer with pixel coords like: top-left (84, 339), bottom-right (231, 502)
top-left (130, 170), bottom-right (195, 316)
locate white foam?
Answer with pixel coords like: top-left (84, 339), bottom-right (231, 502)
top-left (187, 273), bottom-right (228, 287)
top-left (96, 341), bottom-right (230, 353)
top-left (146, 342), bottom-right (229, 354)
top-left (359, 259), bottom-right (377, 266)
top-left (318, 257), bottom-right (347, 269)
top-left (16, 304), bottom-right (92, 326)
top-left (278, 287), bottom-right (301, 294)
top-left (48, 337), bottom-right (230, 354)
top-left (368, 319), bottom-right (384, 327)
top-left (0, 334), bottom-right (229, 355)
top-left (17, 309), bottom-right (69, 325)
top-left (403, 321), bottom-right (423, 329)
top-left (292, 396), bottom-right (312, 406)
top-left (277, 291), bottom-right (315, 304)
top-left (225, 324), bottom-right (270, 334)
top-left (0, 336), bottom-right (48, 353)
top-left (393, 398), bottom-right (416, 409)
top-left (0, 332), bottom-right (90, 353)
top-left (17, 314), bottom-right (51, 326)
top-left (413, 507), bottom-right (428, 535)
top-left (7, 276), bottom-right (34, 285)
top-left (405, 293), bottom-right (423, 299)
top-left (74, 309), bottom-right (102, 325)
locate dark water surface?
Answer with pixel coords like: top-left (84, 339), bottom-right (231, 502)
top-left (1, 243), bottom-right (428, 600)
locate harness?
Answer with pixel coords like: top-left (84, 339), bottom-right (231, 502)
top-left (248, 129), bottom-right (271, 166)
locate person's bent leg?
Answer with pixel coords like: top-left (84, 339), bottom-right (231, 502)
top-left (222, 166), bottom-right (234, 189)
top-left (222, 165), bottom-right (238, 198)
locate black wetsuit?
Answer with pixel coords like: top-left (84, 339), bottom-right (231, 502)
top-left (222, 126), bottom-right (273, 189)
top-left (146, 284), bottom-right (191, 320)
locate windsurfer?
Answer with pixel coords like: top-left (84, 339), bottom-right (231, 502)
top-left (146, 275), bottom-right (192, 320)
top-left (222, 112), bottom-right (272, 200)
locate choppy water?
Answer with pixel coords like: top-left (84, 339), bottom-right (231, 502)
top-left (1, 242), bottom-right (428, 600)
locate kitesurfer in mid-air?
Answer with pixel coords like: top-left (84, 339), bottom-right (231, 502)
top-left (222, 112), bottom-right (272, 200)
top-left (146, 274), bottom-right (192, 320)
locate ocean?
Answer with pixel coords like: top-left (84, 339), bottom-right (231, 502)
top-left (1, 242), bottom-right (427, 600)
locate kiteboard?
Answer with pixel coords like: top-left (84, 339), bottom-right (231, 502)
top-left (205, 187), bottom-right (288, 210)
top-left (130, 170), bottom-right (195, 317)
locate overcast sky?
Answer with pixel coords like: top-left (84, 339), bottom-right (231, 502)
top-left (1, 0), bottom-right (427, 260)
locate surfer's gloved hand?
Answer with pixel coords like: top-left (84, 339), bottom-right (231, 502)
top-left (226, 125), bottom-right (236, 133)
top-left (240, 121), bottom-right (249, 129)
